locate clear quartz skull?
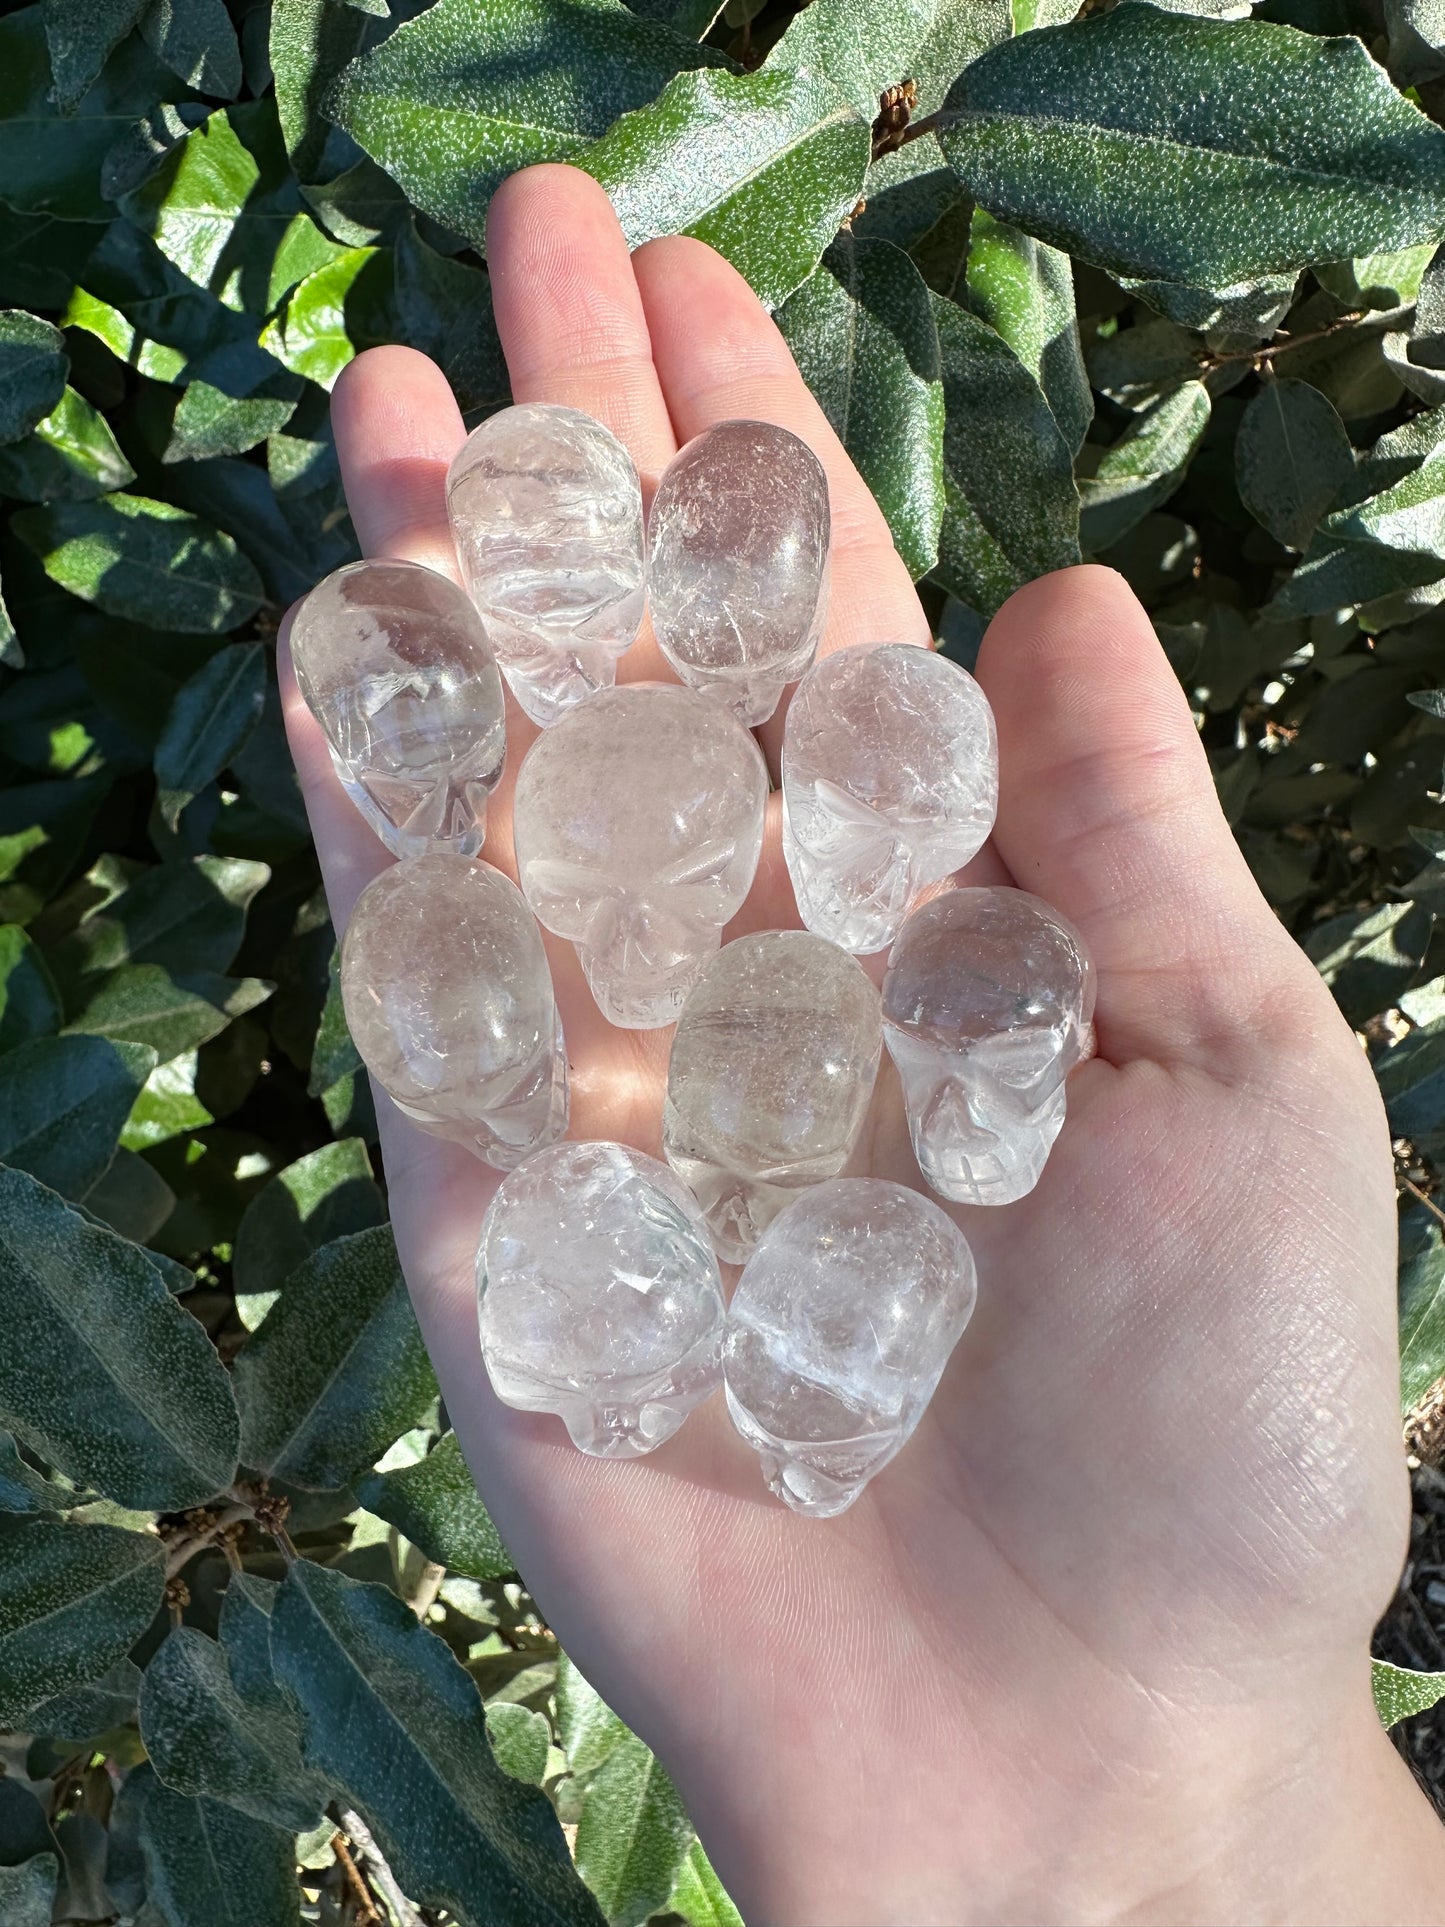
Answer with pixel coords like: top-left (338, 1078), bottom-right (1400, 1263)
top-left (290, 558), bottom-right (506, 858)
top-left (882, 887), bottom-right (1096, 1206)
top-left (663, 931), bottom-right (880, 1264)
top-left (781, 643), bottom-right (998, 954)
top-left (340, 853), bottom-right (568, 1170)
top-left (476, 1141), bottom-right (726, 1457)
top-left (445, 402), bottom-right (646, 727)
top-left (723, 1178), bottom-right (977, 1517)
top-left (512, 683), bottom-right (769, 1029)
top-left (647, 419), bottom-right (829, 726)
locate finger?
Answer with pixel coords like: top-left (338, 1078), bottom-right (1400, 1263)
top-left (977, 565), bottom-right (1322, 1070)
top-left (632, 233), bottom-right (929, 763)
top-left (331, 345), bottom-right (466, 576)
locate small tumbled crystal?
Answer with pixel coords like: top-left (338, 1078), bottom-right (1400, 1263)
top-left (882, 887), bottom-right (1096, 1206)
top-left (476, 1141), bottom-right (726, 1457)
top-left (446, 402), bottom-right (646, 727)
top-left (723, 1179), bottom-right (977, 1517)
top-left (648, 419), bottom-right (830, 726)
top-left (290, 558), bottom-right (505, 858)
top-left (781, 644), bottom-right (998, 954)
top-left (340, 853), bottom-right (568, 1169)
top-left (663, 931), bottom-right (880, 1263)
top-left (513, 684), bottom-right (769, 1028)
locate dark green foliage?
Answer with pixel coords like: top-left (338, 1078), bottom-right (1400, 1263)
top-left (3, 0), bottom-right (1445, 1916)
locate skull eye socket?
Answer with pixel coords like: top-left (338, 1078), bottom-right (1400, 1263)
top-left (787, 779), bottom-right (893, 859)
top-left (519, 858), bottom-right (622, 941)
top-left (970, 1027), bottom-right (1067, 1095)
top-left (655, 839), bottom-right (748, 925)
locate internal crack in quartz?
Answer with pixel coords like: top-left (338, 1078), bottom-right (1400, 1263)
top-left (781, 643), bottom-right (999, 954)
top-left (446, 402), bottom-right (646, 727)
top-left (648, 419), bottom-right (829, 726)
top-left (723, 1179), bottom-right (978, 1517)
top-left (663, 930), bottom-right (881, 1263)
top-left (341, 853), bottom-right (568, 1169)
top-left (290, 558), bottom-right (506, 859)
top-left (512, 683), bottom-right (769, 1029)
top-left (476, 1141), bottom-right (727, 1457)
top-left (882, 887), bottom-right (1096, 1206)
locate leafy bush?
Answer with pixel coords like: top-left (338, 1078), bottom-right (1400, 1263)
top-left (4, 0), bottom-right (1445, 1917)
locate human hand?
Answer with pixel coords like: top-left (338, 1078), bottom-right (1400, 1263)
top-left (281, 163), bottom-right (1445, 1925)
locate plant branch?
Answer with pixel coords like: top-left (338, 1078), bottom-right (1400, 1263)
top-left (339, 1809), bottom-right (426, 1927)
top-left (163, 1501), bottom-right (253, 1579)
top-left (410, 1560), bottom-right (446, 1621)
top-left (1198, 312), bottom-right (1365, 370)
top-left (332, 1830), bottom-right (382, 1925)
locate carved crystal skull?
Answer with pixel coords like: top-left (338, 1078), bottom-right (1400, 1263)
top-left (513, 684), bottom-right (768, 1029)
top-left (781, 644), bottom-right (998, 954)
top-left (446, 401), bottom-right (646, 727)
top-left (289, 558), bottom-right (505, 859)
top-left (882, 887), bottom-right (1096, 1206)
top-left (340, 853), bottom-right (568, 1169)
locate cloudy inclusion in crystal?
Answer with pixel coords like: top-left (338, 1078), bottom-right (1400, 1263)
top-left (446, 402), bottom-right (646, 727)
top-left (476, 1142), bottom-right (726, 1457)
top-left (781, 644), bottom-right (998, 954)
top-left (648, 419), bottom-right (829, 726)
top-left (340, 854), bottom-right (568, 1170)
top-left (882, 887), bottom-right (1096, 1206)
top-left (723, 1180), bottom-right (977, 1517)
top-left (663, 931), bottom-right (880, 1263)
top-left (290, 559), bottom-right (505, 859)
top-left (513, 684), bottom-right (768, 1029)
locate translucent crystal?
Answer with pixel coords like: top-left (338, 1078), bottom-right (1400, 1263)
top-left (476, 1141), bottom-right (726, 1457)
top-left (723, 1179), bottom-right (977, 1517)
top-left (290, 559), bottom-right (506, 858)
top-left (663, 931), bottom-right (880, 1263)
top-left (648, 419), bottom-right (829, 726)
top-left (781, 644), bottom-right (998, 954)
top-left (882, 887), bottom-right (1096, 1206)
top-left (340, 853), bottom-right (568, 1169)
top-left (446, 402), bottom-right (646, 727)
top-left (513, 684), bottom-right (768, 1029)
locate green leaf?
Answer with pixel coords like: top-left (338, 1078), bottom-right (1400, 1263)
top-left (937, 7), bottom-right (1445, 286)
top-left (776, 234), bottom-right (944, 578)
top-left (931, 291), bottom-right (1081, 616)
top-left (42, 0), bottom-right (151, 109)
top-left (394, 222), bottom-right (510, 421)
top-left (1316, 242), bottom-right (1436, 312)
top-left (131, 1765), bottom-right (301, 1927)
top-left (232, 1138), bottom-right (385, 1328)
top-left (1373, 1657), bottom-right (1445, 1726)
top-left (1380, 1019), bottom-right (1445, 1159)
top-left (555, 1655), bottom-right (629, 1776)
top-left (1235, 378), bottom-right (1356, 553)
top-left (356, 1433), bottom-right (514, 1581)
top-left (22, 1655), bottom-right (141, 1738)
top-left (963, 211), bottom-right (1091, 457)
top-left (0, 1517), bottom-right (165, 1727)
top-left (270, 1560), bottom-right (607, 1927)
top-left (578, 67), bottom-right (870, 311)
top-left (575, 1733), bottom-right (693, 1927)
top-left (0, 1033), bottom-right (156, 1199)
top-left (0, 389), bottom-right (135, 504)
top-left (154, 642), bottom-right (267, 830)
top-left (1121, 272), bottom-right (1297, 349)
top-left (65, 966), bottom-right (274, 1065)
top-left (258, 245), bottom-right (396, 388)
top-left (52, 855), bottom-right (271, 991)
top-left (327, 0), bottom-right (722, 250)
top-left (0, 313), bottom-right (67, 450)
top-left (668, 1840), bottom-right (742, 1927)
top-left (234, 1224), bottom-right (438, 1490)
top-left (0, 1164), bottom-right (240, 1509)
top-left (1079, 380), bottom-right (1211, 555)
top-left (164, 346), bottom-right (304, 464)
top-left (1400, 1205), bottom-right (1445, 1412)
top-left (80, 1147), bottom-right (176, 1247)
top-left (1305, 900), bottom-right (1433, 1026)
top-left (271, 0), bottom-right (378, 181)
top-left (0, 926), bottom-right (61, 1051)
top-left (1323, 406), bottom-right (1445, 557)
top-left (1266, 537), bottom-right (1445, 618)
top-left (0, 1431), bottom-right (69, 1514)
top-left (140, 0), bottom-right (243, 98)
top-left (1386, 0), bottom-right (1445, 88)
top-left (765, 0), bottom-right (1010, 123)
top-left (120, 1049), bottom-right (214, 1150)
top-left (0, 1855), bottom-right (57, 1927)
top-left (12, 494), bottom-right (265, 634)
top-left (63, 220), bottom-right (249, 385)
top-left (486, 1701), bottom-right (552, 1783)
top-left (140, 1628), bottom-right (326, 1831)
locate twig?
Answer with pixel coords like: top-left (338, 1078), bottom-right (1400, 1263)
top-left (410, 1560), bottom-right (446, 1621)
top-left (340, 1809), bottom-right (425, 1927)
top-left (1402, 1172), bottom-right (1445, 1232)
top-left (1198, 313), bottom-right (1366, 371)
top-left (332, 1830), bottom-right (382, 1925)
top-left (162, 1501), bottom-right (253, 1579)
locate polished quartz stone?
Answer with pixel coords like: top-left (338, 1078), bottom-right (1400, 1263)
top-left (882, 887), bottom-right (1096, 1206)
top-left (663, 931), bottom-right (880, 1263)
top-left (512, 683), bottom-right (769, 1029)
top-left (723, 1179), bottom-right (977, 1517)
top-left (476, 1141), bottom-right (726, 1457)
top-left (340, 854), bottom-right (568, 1170)
top-left (290, 558), bottom-right (505, 858)
top-left (781, 644), bottom-right (998, 954)
top-left (446, 402), bottom-right (646, 727)
top-left (648, 419), bottom-right (829, 726)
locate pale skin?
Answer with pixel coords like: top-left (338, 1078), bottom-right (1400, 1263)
top-left (280, 164), bottom-right (1445, 1925)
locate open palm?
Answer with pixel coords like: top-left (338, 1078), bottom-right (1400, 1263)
top-left (281, 165), bottom-right (1432, 1923)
